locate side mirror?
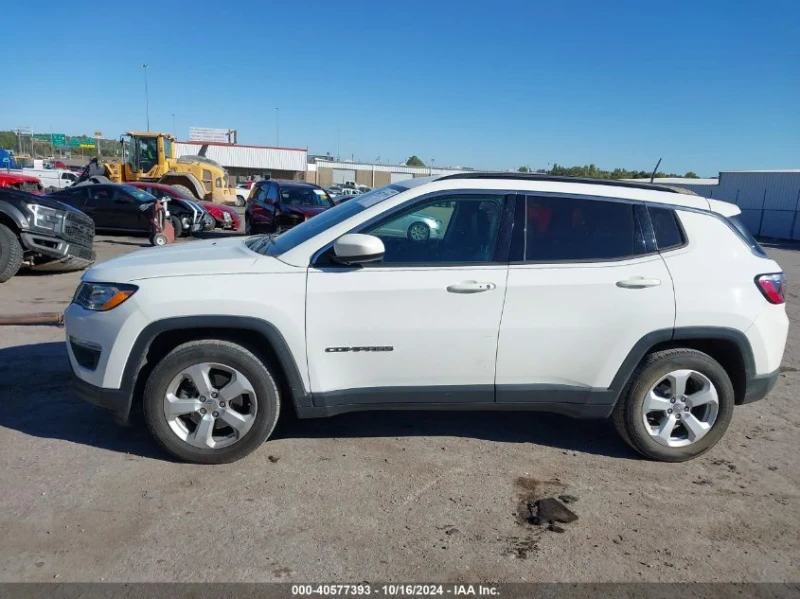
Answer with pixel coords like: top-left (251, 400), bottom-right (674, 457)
top-left (332, 234), bottom-right (385, 265)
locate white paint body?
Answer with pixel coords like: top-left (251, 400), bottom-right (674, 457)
top-left (66, 177), bottom-right (789, 405)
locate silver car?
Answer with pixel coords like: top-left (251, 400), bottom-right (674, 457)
top-left (373, 214), bottom-right (444, 242)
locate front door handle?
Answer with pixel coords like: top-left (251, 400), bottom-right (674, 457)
top-left (616, 277), bottom-right (662, 289)
top-left (447, 281), bottom-right (497, 294)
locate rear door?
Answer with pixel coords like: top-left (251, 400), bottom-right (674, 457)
top-left (52, 186), bottom-right (90, 212)
top-left (495, 194), bottom-right (675, 406)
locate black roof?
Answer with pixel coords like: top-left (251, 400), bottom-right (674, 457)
top-left (436, 172), bottom-right (697, 195)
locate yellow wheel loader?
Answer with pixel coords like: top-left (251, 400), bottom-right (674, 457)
top-left (76, 132), bottom-right (236, 204)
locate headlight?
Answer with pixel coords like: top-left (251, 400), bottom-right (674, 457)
top-left (223, 212), bottom-right (232, 221)
top-left (73, 282), bottom-right (138, 311)
top-left (25, 203), bottom-right (64, 232)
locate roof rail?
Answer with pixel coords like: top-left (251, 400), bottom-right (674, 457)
top-left (436, 172), bottom-right (697, 195)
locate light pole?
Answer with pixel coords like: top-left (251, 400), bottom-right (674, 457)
top-left (274, 107), bottom-right (280, 146)
top-left (141, 63), bottom-right (150, 132)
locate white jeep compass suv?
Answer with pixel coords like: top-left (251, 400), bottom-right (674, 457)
top-left (65, 173), bottom-right (789, 464)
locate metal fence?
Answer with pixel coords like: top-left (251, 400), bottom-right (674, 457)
top-left (672, 172), bottom-right (800, 240)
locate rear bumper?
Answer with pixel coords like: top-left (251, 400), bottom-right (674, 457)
top-left (741, 368), bottom-right (780, 405)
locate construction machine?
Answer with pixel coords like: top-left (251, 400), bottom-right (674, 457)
top-left (76, 132), bottom-right (236, 204)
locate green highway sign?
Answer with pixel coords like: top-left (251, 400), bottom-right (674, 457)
top-left (68, 137), bottom-right (80, 147)
top-left (33, 134), bottom-right (50, 141)
top-left (80, 141), bottom-right (96, 149)
top-left (52, 134), bottom-right (66, 146)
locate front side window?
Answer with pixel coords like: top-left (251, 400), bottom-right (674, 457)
top-left (525, 196), bottom-right (644, 262)
top-left (364, 195), bottom-right (504, 265)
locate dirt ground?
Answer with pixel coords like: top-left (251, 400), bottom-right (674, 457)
top-left (0, 232), bottom-right (798, 583)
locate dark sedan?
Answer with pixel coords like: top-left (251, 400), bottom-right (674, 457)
top-left (50, 184), bottom-right (214, 236)
top-left (245, 180), bottom-right (333, 235)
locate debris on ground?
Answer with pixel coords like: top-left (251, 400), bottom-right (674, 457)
top-left (558, 494), bottom-right (579, 504)
top-left (528, 497), bottom-right (579, 527)
top-left (268, 455), bottom-right (279, 463)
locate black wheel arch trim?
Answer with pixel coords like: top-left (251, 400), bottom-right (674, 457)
top-left (0, 203), bottom-right (28, 230)
top-left (606, 325), bottom-right (757, 406)
top-left (117, 315), bottom-right (309, 422)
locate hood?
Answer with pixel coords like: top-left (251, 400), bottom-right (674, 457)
top-left (199, 201), bottom-right (237, 216)
top-left (284, 205), bottom-right (328, 217)
top-left (83, 236), bottom-right (266, 283)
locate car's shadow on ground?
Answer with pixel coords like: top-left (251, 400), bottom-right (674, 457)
top-left (0, 341), bottom-right (636, 461)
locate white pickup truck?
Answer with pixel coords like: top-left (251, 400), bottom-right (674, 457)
top-left (21, 168), bottom-right (79, 191)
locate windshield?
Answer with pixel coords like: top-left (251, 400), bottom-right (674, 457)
top-left (281, 186), bottom-right (332, 207)
top-left (246, 185), bottom-right (403, 256)
top-left (120, 185), bottom-right (156, 202)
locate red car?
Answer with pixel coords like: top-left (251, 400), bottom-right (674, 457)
top-left (0, 172), bottom-right (44, 194)
top-left (245, 180), bottom-right (333, 235)
top-left (127, 182), bottom-right (241, 231)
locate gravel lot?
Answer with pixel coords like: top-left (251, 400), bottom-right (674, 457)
top-left (0, 233), bottom-right (798, 583)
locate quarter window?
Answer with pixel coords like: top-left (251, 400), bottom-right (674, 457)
top-left (649, 206), bottom-right (685, 250)
top-left (524, 196), bottom-right (645, 262)
top-left (266, 183), bottom-right (279, 204)
top-left (363, 195), bottom-right (505, 265)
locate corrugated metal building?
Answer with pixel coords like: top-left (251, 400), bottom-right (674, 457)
top-left (630, 171), bottom-right (800, 240)
top-left (306, 159), bottom-right (471, 188)
top-left (174, 141), bottom-right (307, 182)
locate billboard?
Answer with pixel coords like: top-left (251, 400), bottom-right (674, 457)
top-left (189, 127), bottom-right (231, 143)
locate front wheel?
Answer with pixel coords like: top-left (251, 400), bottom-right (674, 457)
top-left (143, 340), bottom-right (281, 464)
top-left (169, 215), bottom-right (184, 238)
top-left (612, 348), bottom-right (734, 462)
top-left (0, 223), bottom-right (23, 283)
top-left (236, 195), bottom-right (246, 208)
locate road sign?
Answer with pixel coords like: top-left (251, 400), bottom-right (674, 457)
top-left (68, 137), bottom-right (80, 147)
top-left (80, 141), bottom-right (96, 149)
top-left (51, 134), bottom-right (66, 146)
top-left (33, 134), bottom-right (50, 142)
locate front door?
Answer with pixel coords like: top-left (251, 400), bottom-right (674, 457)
top-left (495, 194), bottom-right (676, 404)
top-left (305, 193), bottom-right (514, 406)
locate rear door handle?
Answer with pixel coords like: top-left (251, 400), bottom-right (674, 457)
top-left (616, 277), bottom-right (662, 289)
top-left (447, 281), bottom-right (497, 294)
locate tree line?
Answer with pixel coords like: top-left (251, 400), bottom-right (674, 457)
top-left (518, 164), bottom-right (700, 179)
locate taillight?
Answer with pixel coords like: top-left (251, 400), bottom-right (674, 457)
top-left (755, 273), bottom-right (787, 304)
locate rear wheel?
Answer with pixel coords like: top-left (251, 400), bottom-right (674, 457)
top-left (612, 349), bottom-right (734, 462)
top-left (0, 223), bottom-right (23, 283)
top-left (407, 221), bottom-right (430, 242)
top-left (143, 340), bottom-right (281, 463)
top-left (236, 195), bottom-right (246, 207)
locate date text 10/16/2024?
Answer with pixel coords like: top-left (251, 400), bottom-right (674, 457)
top-left (291, 584), bottom-right (500, 596)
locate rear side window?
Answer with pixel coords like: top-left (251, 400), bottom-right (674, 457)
top-left (254, 183), bottom-right (269, 205)
top-left (649, 206), bottom-right (686, 250)
top-left (524, 196), bottom-right (645, 262)
top-left (728, 214), bottom-right (768, 258)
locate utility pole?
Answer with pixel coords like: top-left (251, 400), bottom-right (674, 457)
top-left (141, 63), bottom-right (150, 132)
top-left (274, 107), bottom-right (280, 146)
top-left (337, 130), bottom-right (341, 161)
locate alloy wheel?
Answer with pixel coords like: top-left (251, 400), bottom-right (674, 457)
top-left (643, 369), bottom-right (719, 448)
top-left (163, 362), bottom-right (258, 450)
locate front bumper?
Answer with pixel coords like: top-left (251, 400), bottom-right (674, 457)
top-left (741, 368), bottom-right (780, 405)
top-left (20, 232), bottom-right (95, 271)
top-left (72, 373), bottom-right (130, 423)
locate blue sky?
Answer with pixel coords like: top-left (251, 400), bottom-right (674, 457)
top-left (3, 0), bottom-right (798, 175)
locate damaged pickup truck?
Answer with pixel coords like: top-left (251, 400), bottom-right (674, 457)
top-left (0, 187), bottom-right (96, 282)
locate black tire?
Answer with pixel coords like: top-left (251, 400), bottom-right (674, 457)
top-left (143, 340), bottom-right (281, 464)
top-left (171, 184), bottom-right (198, 200)
top-left (236, 195), bottom-right (246, 208)
top-left (407, 221), bottom-right (430, 242)
top-left (612, 348), bottom-right (735, 462)
top-left (169, 215), bottom-right (184, 238)
top-left (244, 215), bottom-right (253, 235)
top-left (0, 223), bottom-right (24, 283)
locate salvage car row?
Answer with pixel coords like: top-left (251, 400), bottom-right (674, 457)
top-left (0, 181), bottom-right (240, 283)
